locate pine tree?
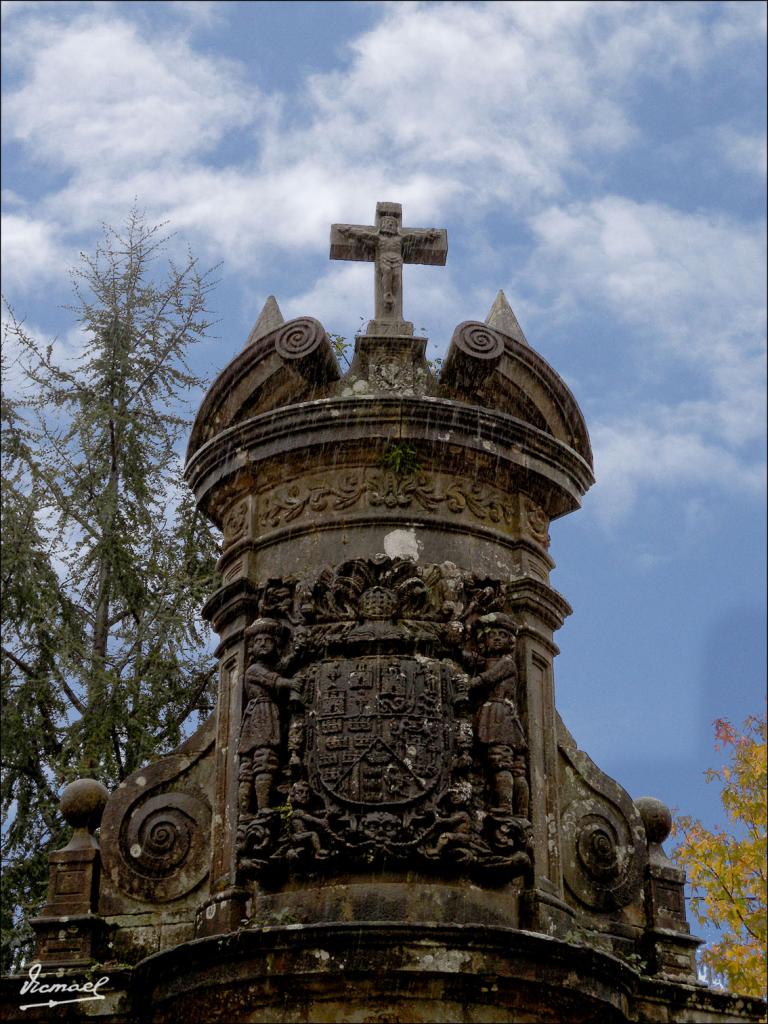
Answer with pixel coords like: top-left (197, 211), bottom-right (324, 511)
top-left (1, 212), bottom-right (221, 970)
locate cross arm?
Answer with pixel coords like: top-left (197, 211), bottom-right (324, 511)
top-left (401, 227), bottom-right (448, 266)
top-left (330, 224), bottom-right (377, 262)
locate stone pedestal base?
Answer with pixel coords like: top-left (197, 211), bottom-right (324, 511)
top-left (2, 931), bottom-right (766, 1024)
top-left (29, 912), bottom-right (104, 968)
top-left (135, 924), bottom-right (634, 1023)
top-left (248, 877), bottom-right (523, 933)
top-left (196, 887), bottom-right (251, 938)
top-left (122, 924), bottom-right (766, 1024)
top-left (366, 319), bottom-right (414, 337)
top-left (641, 927), bottom-right (701, 982)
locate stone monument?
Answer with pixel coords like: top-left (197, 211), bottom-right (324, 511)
top-left (7, 202), bottom-right (765, 1023)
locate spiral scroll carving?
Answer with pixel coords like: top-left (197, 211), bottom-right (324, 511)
top-left (274, 317), bottom-right (326, 362)
top-left (117, 790), bottom-right (211, 902)
top-left (577, 816), bottom-right (620, 881)
top-left (561, 797), bottom-right (643, 911)
top-left (453, 322), bottom-right (505, 361)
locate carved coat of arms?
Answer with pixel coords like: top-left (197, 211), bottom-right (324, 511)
top-left (305, 656), bottom-right (454, 808)
top-left (234, 557), bottom-right (532, 879)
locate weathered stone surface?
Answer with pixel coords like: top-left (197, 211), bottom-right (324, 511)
top-left (227, 558), bottom-right (537, 885)
top-left (245, 294), bottom-right (284, 347)
top-left (440, 320), bottom-right (506, 393)
top-left (186, 315), bottom-right (341, 455)
top-left (5, 925), bottom-right (765, 1023)
top-left (486, 289), bottom-right (529, 345)
top-left (75, 715), bottom-right (219, 973)
top-left (17, 201), bottom-right (765, 1023)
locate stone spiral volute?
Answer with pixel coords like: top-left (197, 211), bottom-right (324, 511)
top-left (561, 796), bottom-right (644, 911)
top-left (272, 316), bottom-right (339, 384)
top-left (453, 321), bottom-right (505, 361)
top-left (441, 321), bottom-right (506, 393)
top-left (113, 789), bottom-right (211, 903)
top-left (274, 317), bottom-right (326, 361)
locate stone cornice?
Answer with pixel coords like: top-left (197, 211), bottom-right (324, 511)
top-left (184, 396), bottom-right (594, 526)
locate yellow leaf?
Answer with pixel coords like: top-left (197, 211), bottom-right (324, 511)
top-left (672, 716), bottom-right (767, 999)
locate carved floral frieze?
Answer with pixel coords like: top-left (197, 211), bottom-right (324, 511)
top-left (258, 471), bottom-right (522, 533)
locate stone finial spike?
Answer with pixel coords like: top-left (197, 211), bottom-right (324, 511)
top-left (485, 290), bottom-right (528, 346)
top-left (245, 295), bottom-right (285, 347)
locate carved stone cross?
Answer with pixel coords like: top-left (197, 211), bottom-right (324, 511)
top-left (330, 202), bottom-right (447, 336)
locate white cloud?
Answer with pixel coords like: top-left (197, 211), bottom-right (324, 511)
top-left (527, 196), bottom-right (764, 353)
top-left (167, 1), bottom-right (222, 28)
top-left (590, 416), bottom-right (765, 526)
top-left (717, 126), bottom-right (768, 178)
top-left (297, 1), bottom-right (633, 205)
top-left (711, 0), bottom-right (768, 48)
top-left (1, 1), bottom-right (66, 21)
top-left (41, 161), bottom-right (465, 284)
top-left (1, 214), bottom-right (66, 288)
top-left (4, 0), bottom-right (763, 293)
top-left (0, 2), bottom-right (697, 249)
top-left (523, 196), bottom-right (766, 522)
top-left (3, 12), bottom-right (257, 172)
top-left (286, 0), bottom-right (763, 207)
top-left (283, 263), bottom-right (372, 336)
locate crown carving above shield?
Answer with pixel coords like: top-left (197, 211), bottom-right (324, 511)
top-left (359, 586), bottom-right (399, 620)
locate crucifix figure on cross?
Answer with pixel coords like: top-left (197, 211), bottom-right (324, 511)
top-left (330, 202), bottom-right (448, 336)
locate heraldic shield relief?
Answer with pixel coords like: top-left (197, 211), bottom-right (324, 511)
top-left (234, 557), bottom-right (533, 880)
top-left (306, 656), bottom-right (452, 807)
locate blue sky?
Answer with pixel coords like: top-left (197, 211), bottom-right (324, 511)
top-left (2, 1), bottom-right (765, 848)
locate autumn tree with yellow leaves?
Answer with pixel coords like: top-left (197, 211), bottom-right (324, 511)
top-left (673, 716), bottom-right (767, 998)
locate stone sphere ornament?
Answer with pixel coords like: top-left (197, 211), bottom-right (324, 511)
top-left (634, 796), bottom-right (673, 845)
top-left (60, 777), bottom-right (110, 832)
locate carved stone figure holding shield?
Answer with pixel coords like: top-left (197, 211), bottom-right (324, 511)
top-left (238, 618), bottom-right (294, 813)
top-left (472, 614), bottom-right (529, 819)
